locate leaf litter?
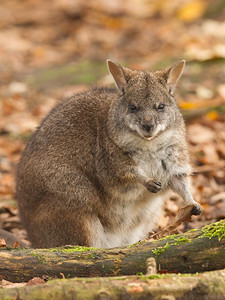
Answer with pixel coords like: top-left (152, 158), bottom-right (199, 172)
top-left (0, 0), bottom-right (224, 255)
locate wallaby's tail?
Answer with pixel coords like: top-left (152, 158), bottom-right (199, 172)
top-left (0, 229), bottom-right (29, 247)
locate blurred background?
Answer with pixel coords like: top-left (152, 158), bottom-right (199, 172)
top-left (0, 0), bottom-right (224, 243)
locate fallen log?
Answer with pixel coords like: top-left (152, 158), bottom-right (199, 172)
top-left (1, 269), bottom-right (225, 300)
top-left (0, 220), bottom-right (224, 282)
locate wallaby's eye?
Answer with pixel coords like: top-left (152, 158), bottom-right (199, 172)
top-left (129, 104), bottom-right (138, 112)
top-left (157, 103), bottom-right (165, 111)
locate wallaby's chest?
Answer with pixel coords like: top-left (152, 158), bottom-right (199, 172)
top-left (133, 144), bottom-right (176, 185)
top-left (107, 138), bottom-right (178, 202)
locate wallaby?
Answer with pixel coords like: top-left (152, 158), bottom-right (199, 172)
top-left (16, 60), bottom-right (202, 248)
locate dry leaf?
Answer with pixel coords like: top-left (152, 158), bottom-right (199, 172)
top-left (0, 0), bottom-right (224, 254)
top-left (26, 277), bottom-right (45, 286)
top-left (175, 205), bottom-right (194, 223)
top-left (196, 86), bottom-right (214, 99)
top-left (187, 124), bottom-right (214, 144)
top-left (210, 192), bottom-right (225, 203)
top-left (177, 0), bottom-right (206, 22)
top-left (1, 281), bottom-right (26, 289)
top-left (0, 239), bottom-right (6, 248)
top-left (201, 144), bottom-right (220, 164)
top-left (179, 101), bottom-right (201, 110)
top-left (13, 241), bottom-right (21, 248)
top-left (205, 111), bottom-right (219, 121)
top-left (150, 205), bottom-right (194, 240)
top-left (217, 84), bottom-right (225, 100)
top-left (1, 279), bottom-right (13, 287)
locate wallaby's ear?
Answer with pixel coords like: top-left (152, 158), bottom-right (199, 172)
top-left (107, 59), bottom-right (127, 92)
top-left (166, 60), bottom-right (185, 94)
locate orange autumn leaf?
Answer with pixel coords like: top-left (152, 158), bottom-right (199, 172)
top-left (13, 241), bottom-right (21, 248)
top-left (205, 110), bottom-right (219, 121)
top-left (179, 101), bottom-right (201, 110)
top-left (177, 0), bottom-right (206, 22)
top-left (178, 99), bottom-right (219, 110)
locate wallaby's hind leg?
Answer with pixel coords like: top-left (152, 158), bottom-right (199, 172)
top-left (17, 171), bottom-right (100, 248)
top-left (27, 204), bottom-right (92, 248)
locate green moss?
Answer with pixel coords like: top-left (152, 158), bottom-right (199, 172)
top-left (127, 240), bottom-right (146, 248)
top-left (159, 234), bottom-right (177, 241)
top-left (159, 230), bottom-right (197, 242)
top-left (152, 242), bottom-right (170, 257)
top-left (138, 272), bottom-right (202, 281)
top-left (171, 237), bottom-right (191, 246)
top-left (177, 272), bottom-right (199, 277)
top-left (147, 274), bottom-right (166, 279)
top-left (88, 253), bottom-right (96, 259)
top-left (127, 243), bottom-right (138, 248)
top-left (58, 246), bottom-right (98, 253)
top-left (137, 274), bottom-right (166, 281)
top-left (152, 235), bottom-right (191, 257)
top-left (4, 247), bottom-right (14, 251)
top-left (31, 252), bottom-right (47, 264)
top-left (136, 272), bottom-right (143, 275)
top-left (200, 220), bottom-right (225, 241)
top-left (188, 228), bottom-right (198, 232)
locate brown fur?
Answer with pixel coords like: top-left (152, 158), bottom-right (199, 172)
top-left (16, 60), bottom-right (202, 248)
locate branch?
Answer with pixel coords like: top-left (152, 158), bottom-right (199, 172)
top-left (1, 269), bottom-right (225, 300)
top-left (0, 220), bottom-right (224, 282)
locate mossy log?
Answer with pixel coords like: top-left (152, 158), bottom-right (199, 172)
top-left (0, 220), bottom-right (224, 282)
top-left (1, 269), bottom-right (225, 300)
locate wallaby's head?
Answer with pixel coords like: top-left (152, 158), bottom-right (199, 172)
top-left (107, 59), bottom-right (185, 141)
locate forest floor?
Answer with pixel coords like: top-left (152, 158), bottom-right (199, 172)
top-left (0, 0), bottom-right (224, 246)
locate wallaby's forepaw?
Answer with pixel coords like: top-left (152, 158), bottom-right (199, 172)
top-left (191, 203), bottom-right (202, 215)
top-left (146, 179), bottom-right (161, 193)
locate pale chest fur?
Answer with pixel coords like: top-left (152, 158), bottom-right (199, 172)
top-left (89, 191), bottom-right (166, 248)
top-left (133, 129), bottom-right (192, 186)
top-left (89, 129), bottom-right (192, 248)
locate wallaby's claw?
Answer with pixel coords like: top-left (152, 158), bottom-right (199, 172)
top-left (146, 179), bottom-right (161, 193)
top-left (191, 203), bottom-right (202, 215)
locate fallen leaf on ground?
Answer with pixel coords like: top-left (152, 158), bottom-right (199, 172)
top-left (26, 277), bottom-right (45, 286)
top-left (177, 0), bottom-right (206, 22)
top-left (1, 279), bottom-right (13, 287)
top-left (0, 238), bottom-right (6, 248)
top-left (187, 124), bottom-right (214, 144)
top-left (13, 241), bottom-right (21, 248)
top-left (150, 205), bottom-right (194, 240)
top-left (1, 279), bottom-right (26, 289)
top-left (0, 0), bottom-right (224, 251)
top-left (217, 84), bottom-right (225, 100)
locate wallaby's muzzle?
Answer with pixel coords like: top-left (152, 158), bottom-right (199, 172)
top-left (141, 123), bottom-right (154, 133)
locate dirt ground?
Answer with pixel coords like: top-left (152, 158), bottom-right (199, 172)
top-left (0, 0), bottom-right (224, 245)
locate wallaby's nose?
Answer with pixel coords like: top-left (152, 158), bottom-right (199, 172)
top-left (142, 123), bottom-right (154, 133)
